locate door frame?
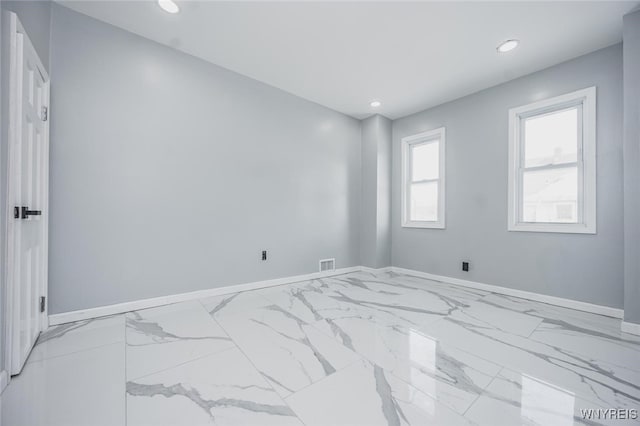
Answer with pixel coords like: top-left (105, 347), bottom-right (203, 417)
top-left (2, 10), bottom-right (50, 378)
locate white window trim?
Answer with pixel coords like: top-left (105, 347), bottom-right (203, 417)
top-left (507, 87), bottom-right (596, 234)
top-left (401, 127), bottom-right (446, 229)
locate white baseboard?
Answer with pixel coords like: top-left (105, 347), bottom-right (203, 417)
top-left (621, 321), bottom-right (640, 336)
top-left (0, 370), bottom-right (8, 395)
top-left (390, 267), bottom-right (624, 319)
top-left (360, 266), bottom-right (393, 273)
top-left (49, 266), bottom-right (363, 325)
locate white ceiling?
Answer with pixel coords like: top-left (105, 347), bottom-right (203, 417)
top-left (57, 1), bottom-right (638, 119)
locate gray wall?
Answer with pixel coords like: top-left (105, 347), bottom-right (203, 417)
top-left (360, 115), bottom-right (391, 268)
top-left (48, 4), bottom-right (361, 314)
top-left (623, 9), bottom-right (640, 323)
top-left (391, 44), bottom-right (624, 309)
top-left (360, 116), bottom-right (378, 267)
top-left (1, 1), bottom-right (50, 69)
top-left (10, 3), bottom-right (631, 318)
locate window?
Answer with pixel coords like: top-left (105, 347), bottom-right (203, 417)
top-left (401, 127), bottom-right (445, 228)
top-left (508, 87), bottom-right (596, 233)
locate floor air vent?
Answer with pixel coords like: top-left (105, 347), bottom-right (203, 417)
top-left (319, 258), bottom-right (335, 272)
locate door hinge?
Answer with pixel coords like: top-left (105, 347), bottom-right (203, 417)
top-left (41, 106), bottom-right (48, 122)
top-left (40, 296), bottom-right (46, 313)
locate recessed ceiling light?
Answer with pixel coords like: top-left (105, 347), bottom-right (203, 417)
top-left (158, 0), bottom-right (179, 14)
top-left (497, 39), bottom-right (519, 53)
top-left (370, 100), bottom-right (382, 108)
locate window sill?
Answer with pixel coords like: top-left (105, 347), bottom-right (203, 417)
top-left (402, 220), bottom-right (445, 229)
top-left (508, 222), bottom-right (596, 234)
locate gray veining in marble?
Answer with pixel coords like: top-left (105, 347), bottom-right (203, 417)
top-left (127, 381), bottom-right (296, 419)
top-left (374, 364), bottom-right (405, 426)
top-left (127, 312), bottom-right (231, 345)
top-left (250, 317), bottom-right (337, 376)
top-left (205, 293), bottom-right (241, 316)
top-left (36, 319), bottom-right (97, 344)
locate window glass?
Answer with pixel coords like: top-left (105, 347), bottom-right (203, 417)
top-left (522, 166), bottom-right (578, 223)
top-left (524, 107), bottom-right (578, 168)
top-left (411, 141), bottom-right (439, 181)
top-left (410, 182), bottom-right (438, 222)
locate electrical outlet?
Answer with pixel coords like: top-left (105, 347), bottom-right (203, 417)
top-left (462, 261), bottom-right (469, 272)
top-left (262, 250), bottom-right (267, 261)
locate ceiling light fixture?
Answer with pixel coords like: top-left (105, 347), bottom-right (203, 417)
top-left (497, 39), bottom-right (519, 53)
top-left (158, 0), bottom-right (179, 14)
top-left (370, 100), bottom-right (382, 108)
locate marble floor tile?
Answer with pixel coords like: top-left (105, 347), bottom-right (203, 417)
top-left (255, 277), bottom-right (365, 324)
top-left (126, 300), bottom-right (235, 379)
top-left (325, 274), bottom-right (467, 327)
top-left (419, 315), bottom-right (640, 411)
top-left (480, 293), bottom-right (637, 341)
top-left (1, 342), bottom-right (125, 426)
top-left (213, 298), bottom-right (361, 397)
top-left (530, 319), bottom-right (640, 360)
top-left (260, 273), bottom-right (459, 330)
top-left (254, 279), bottom-right (342, 323)
top-left (28, 314), bottom-right (124, 363)
top-left (528, 321), bottom-right (640, 397)
top-left (200, 291), bottom-right (274, 318)
top-left (465, 368), bottom-right (629, 425)
top-left (127, 347), bottom-right (302, 426)
top-left (8, 271), bottom-right (636, 426)
top-left (286, 359), bottom-right (475, 426)
top-left (311, 315), bottom-right (502, 414)
top-left (363, 271), bottom-right (490, 302)
top-left (447, 298), bottom-right (544, 337)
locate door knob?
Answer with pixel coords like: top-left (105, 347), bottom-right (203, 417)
top-left (14, 206), bottom-right (42, 219)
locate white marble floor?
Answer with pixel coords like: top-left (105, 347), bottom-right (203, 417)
top-left (2, 270), bottom-right (639, 425)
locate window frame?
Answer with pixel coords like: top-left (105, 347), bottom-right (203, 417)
top-left (401, 127), bottom-right (446, 229)
top-left (507, 87), bottom-right (596, 234)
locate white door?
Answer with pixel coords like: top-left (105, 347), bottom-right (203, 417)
top-left (4, 12), bottom-right (50, 375)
